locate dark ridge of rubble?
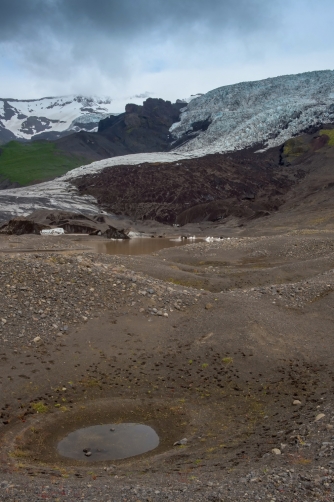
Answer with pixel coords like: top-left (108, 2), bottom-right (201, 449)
top-left (0, 210), bottom-right (130, 238)
top-left (72, 127), bottom-right (334, 228)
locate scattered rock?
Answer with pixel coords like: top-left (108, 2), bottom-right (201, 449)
top-left (174, 438), bottom-right (188, 446)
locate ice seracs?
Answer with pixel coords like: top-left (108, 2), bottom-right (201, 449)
top-left (171, 70), bottom-right (334, 155)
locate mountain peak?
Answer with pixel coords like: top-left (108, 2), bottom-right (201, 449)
top-left (0, 95), bottom-right (118, 143)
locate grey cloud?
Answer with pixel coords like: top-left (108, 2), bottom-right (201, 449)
top-left (3, 0), bottom-right (319, 99)
top-left (0, 0), bottom-right (287, 90)
top-left (0, 0), bottom-right (281, 44)
top-left (132, 93), bottom-right (153, 99)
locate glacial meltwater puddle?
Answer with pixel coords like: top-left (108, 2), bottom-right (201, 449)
top-left (57, 423), bottom-right (159, 461)
top-left (81, 237), bottom-right (194, 255)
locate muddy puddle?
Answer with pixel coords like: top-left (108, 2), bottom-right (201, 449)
top-left (76, 237), bottom-right (196, 255)
top-left (58, 423), bottom-right (159, 461)
top-left (0, 236), bottom-right (198, 256)
top-left (7, 399), bottom-right (187, 467)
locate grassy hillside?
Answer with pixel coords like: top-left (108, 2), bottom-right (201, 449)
top-left (0, 141), bottom-right (88, 186)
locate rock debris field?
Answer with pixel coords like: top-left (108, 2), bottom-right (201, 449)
top-left (0, 252), bottom-right (191, 348)
top-left (1, 230), bottom-right (334, 501)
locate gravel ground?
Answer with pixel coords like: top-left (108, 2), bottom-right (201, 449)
top-left (1, 232), bottom-right (334, 501)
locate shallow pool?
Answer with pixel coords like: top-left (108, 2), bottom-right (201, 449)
top-left (57, 423), bottom-right (160, 461)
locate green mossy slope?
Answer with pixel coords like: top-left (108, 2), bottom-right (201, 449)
top-left (0, 141), bottom-right (88, 186)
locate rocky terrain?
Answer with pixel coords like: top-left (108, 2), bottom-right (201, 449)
top-left (54, 98), bottom-right (186, 163)
top-left (72, 125), bottom-right (334, 226)
top-left (0, 227), bottom-right (334, 500)
top-left (0, 210), bottom-right (130, 239)
top-left (72, 146), bottom-right (294, 225)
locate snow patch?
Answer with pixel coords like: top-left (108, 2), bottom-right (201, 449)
top-left (41, 228), bottom-right (65, 235)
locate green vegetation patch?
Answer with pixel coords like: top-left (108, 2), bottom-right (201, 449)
top-left (320, 129), bottom-right (334, 146)
top-left (0, 141), bottom-right (87, 186)
top-left (283, 137), bottom-right (309, 158)
top-left (31, 401), bottom-right (48, 414)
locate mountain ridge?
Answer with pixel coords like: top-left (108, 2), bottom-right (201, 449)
top-left (1, 70), bottom-right (334, 227)
top-left (0, 95), bottom-right (118, 144)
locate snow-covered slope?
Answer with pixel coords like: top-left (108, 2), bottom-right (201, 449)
top-left (171, 70), bottom-right (334, 155)
top-left (0, 95), bottom-right (118, 142)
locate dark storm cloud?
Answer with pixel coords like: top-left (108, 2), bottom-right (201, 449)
top-left (0, 0), bottom-right (279, 44)
top-left (2, 0), bottom-right (303, 99)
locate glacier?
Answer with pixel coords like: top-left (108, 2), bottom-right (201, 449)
top-left (171, 70), bottom-right (334, 155)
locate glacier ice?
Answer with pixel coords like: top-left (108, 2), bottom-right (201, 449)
top-left (171, 70), bottom-right (334, 155)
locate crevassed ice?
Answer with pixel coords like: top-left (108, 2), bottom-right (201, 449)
top-left (171, 70), bottom-right (334, 154)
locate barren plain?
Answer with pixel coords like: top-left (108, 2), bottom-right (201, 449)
top-left (0, 215), bottom-right (334, 501)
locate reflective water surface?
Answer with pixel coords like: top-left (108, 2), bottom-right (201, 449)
top-left (57, 423), bottom-right (159, 461)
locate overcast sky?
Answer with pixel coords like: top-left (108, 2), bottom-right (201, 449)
top-left (0, 0), bottom-right (333, 111)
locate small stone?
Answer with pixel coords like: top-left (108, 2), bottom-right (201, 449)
top-left (147, 289), bottom-right (155, 294)
top-left (110, 427), bottom-right (115, 431)
top-left (33, 336), bottom-right (41, 343)
top-left (174, 438), bottom-right (187, 446)
top-left (315, 413), bottom-right (325, 421)
top-left (272, 448), bottom-right (281, 455)
top-left (163, 313), bottom-right (169, 318)
top-left (205, 303), bottom-right (213, 310)
top-left (293, 400), bottom-right (302, 405)
top-left (82, 316), bottom-right (88, 322)
top-left (326, 424), bottom-right (333, 430)
top-left (84, 451), bottom-right (92, 457)
top-left (157, 311), bottom-right (163, 316)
